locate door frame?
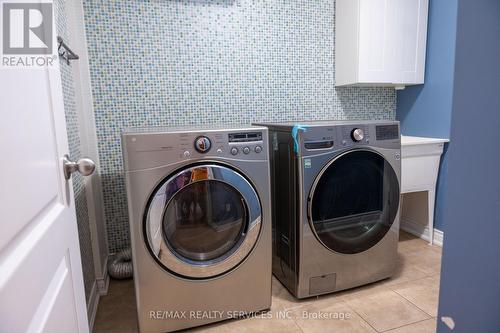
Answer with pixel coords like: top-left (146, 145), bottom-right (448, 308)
top-left (63, 0), bottom-right (109, 326)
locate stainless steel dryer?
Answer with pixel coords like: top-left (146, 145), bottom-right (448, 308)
top-left (122, 125), bottom-right (272, 332)
top-left (256, 120), bottom-right (401, 299)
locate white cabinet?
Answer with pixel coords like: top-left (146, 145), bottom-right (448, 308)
top-left (336, 0), bottom-right (429, 88)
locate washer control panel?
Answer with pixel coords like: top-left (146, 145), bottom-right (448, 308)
top-left (178, 130), bottom-right (265, 159)
top-left (226, 131), bottom-right (264, 157)
top-left (122, 127), bottom-right (268, 170)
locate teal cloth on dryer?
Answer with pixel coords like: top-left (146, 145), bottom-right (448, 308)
top-left (291, 124), bottom-right (310, 153)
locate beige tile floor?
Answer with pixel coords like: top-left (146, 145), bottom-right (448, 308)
top-left (93, 232), bottom-right (441, 333)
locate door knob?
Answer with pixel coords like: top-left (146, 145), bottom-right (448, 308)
top-left (63, 154), bottom-right (96, 180)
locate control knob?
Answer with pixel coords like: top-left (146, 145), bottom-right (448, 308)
top-left (194, 136), bottom-right (211, 153)
top-left (351, 128), bottom-right (364, 142)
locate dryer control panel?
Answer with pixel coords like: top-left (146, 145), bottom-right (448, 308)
top-left (298, 121), bottom-right (400, 157)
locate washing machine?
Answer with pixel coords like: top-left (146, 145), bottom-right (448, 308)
top-left (256, 120), bottom-right (401, 299)
top-left (122, 125), bottom-right (272, 332)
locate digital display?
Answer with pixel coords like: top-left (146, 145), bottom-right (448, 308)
top-left (376, 125), bottom-right (399, 140)
top-left (228, 132), bottom-right (263, 143)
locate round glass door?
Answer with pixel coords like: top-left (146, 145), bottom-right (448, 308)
top-left (144, 164), bottom-right (262, 279)
top-left (308, 150), bottom-right (400, 254)
top-left (163, 180), bottom-right (246, 262)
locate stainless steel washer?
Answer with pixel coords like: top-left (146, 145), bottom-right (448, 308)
top-left (255, 120), bottom-right (401, 299)
top-left (122, 125), bottom-right (272, 332)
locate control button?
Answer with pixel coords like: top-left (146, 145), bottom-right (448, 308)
top-left (194, 136), bottom-right (212, 153)
top-left (230, 147), bottom-right (239, 155)
top-left (351, 128), bottom-right (364, 142)
top-left (243, 147), bottom-right (251, 154)
top-left (217, 148), bottom-right (223, 154)
top-left (342, 140), bottom-right (347, 146)
top-left (395, 152), bottom-right (401, 160)
top-left (254, 145), bottom-right (263, 153)
top-left (183, 151), bottom-right (191, 158)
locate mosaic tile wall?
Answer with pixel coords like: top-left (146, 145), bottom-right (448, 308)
top-left (55, 0), bottom-right (95, 303)
top-left (82, 0), bottom-right (396, 253)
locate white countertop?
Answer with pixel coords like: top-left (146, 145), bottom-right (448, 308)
top-left (401, 135), bottom-right (449, 146)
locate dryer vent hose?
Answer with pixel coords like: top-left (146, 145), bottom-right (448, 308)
top-left (108, 248), bottom-right (133, 280)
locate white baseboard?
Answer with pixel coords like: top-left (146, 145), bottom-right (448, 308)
top-left (87, 281), bottom-right (100, 331)
top-left (88, 257), bottom-right (110, 331)
top-left (401, 217), bottom-right (444, 247)
top-left (96, 254), bottom-right (110, 295)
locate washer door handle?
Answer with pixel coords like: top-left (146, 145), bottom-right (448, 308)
top-left (63, 154), bottom-right (96, 180)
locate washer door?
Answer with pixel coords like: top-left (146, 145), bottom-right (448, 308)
top-left (308, 150), bottom-right (400, 254)
top-left (144, 164), bottom-right (262, 279)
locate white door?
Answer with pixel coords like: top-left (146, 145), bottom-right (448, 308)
top-left (0, 53), bottom-right (89, 332)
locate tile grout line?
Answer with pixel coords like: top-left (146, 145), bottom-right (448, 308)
top-left (342, 300), bottom-right (380, 333)
top-left (290, 317), bottom-right (305, 333)
top-left (384, 274), bottom-right (435, 291)
top-left (379, 317), bottom-right (435, 333)
top-left (389, 289), bottom-right (432, 319)
top-left (392, 288), bottom-right (437, 318)
top-left (346, 288), bottom-right (432, 332)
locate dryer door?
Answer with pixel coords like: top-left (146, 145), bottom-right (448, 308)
top-left (144, 164), bottom-right (262, 279)
top-left (308, 150), bottom-right (400, 254)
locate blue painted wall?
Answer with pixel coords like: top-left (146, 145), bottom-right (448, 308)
top-left (396, 0), bottom-right (458, 230)
top-left (437, 0), bottom-right (500, 331)
top-left (397, 0), bottom-right (458, 138)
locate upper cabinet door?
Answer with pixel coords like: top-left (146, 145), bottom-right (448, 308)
top-left (393, 0), bottom-right (429, 85)
top-left (358, 0), bottom-right (395, 84)
top-left (335, 0), bottom-right (429, 88)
